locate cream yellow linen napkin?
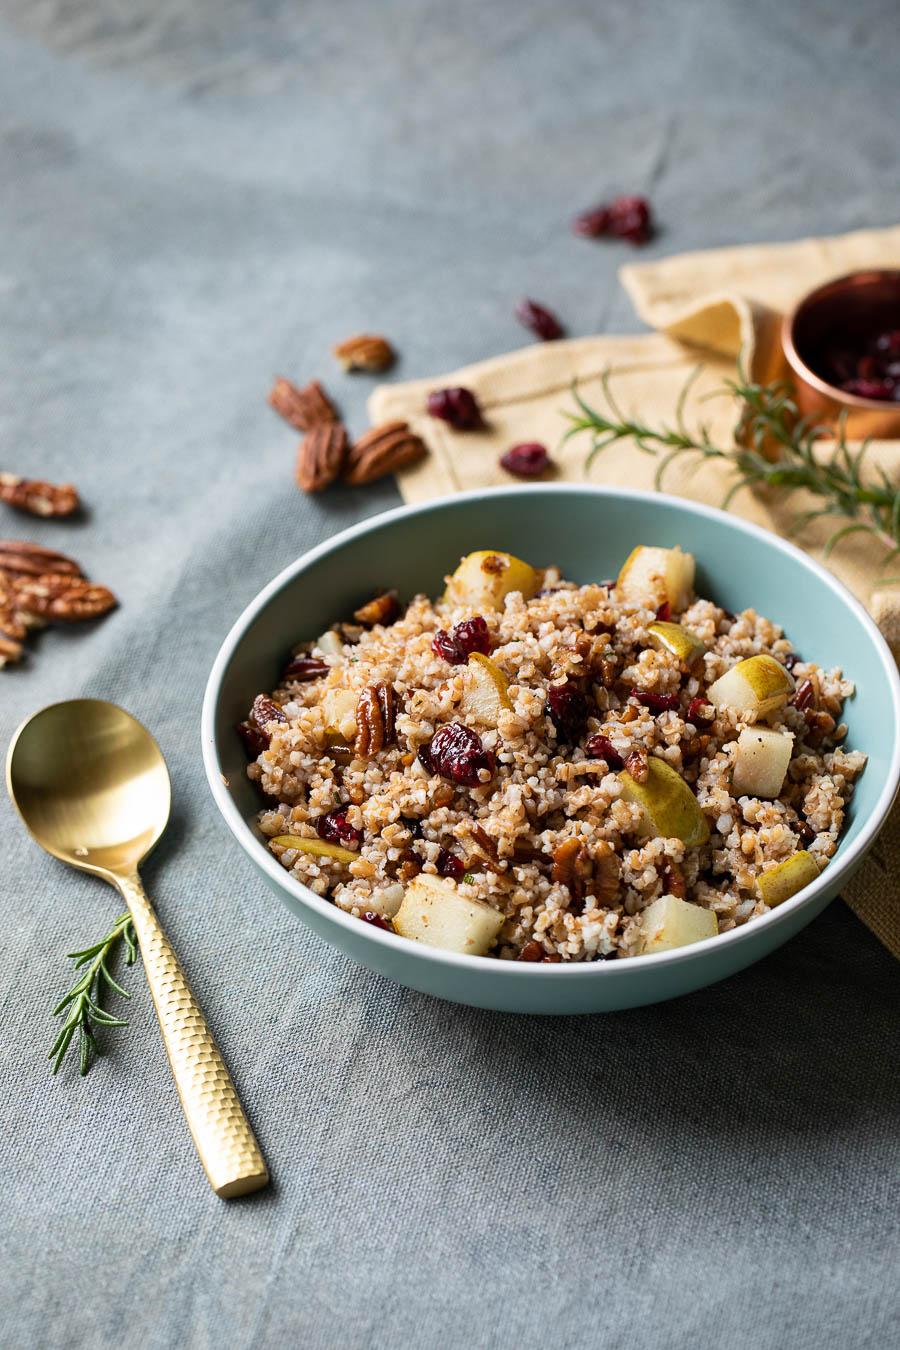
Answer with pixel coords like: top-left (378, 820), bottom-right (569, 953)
top-left (369, 224), bottom-right (900, 954)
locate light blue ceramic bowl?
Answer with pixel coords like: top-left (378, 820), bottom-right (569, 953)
top-left (201, 486), bottom-right (900, 1014)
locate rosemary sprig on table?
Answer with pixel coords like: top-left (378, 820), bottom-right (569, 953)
top-left (563, 363), bottom-right (900, 576)
top-left (49, 912), bottom-right (139, 1076)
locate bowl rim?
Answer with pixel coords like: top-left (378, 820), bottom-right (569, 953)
top-left (201, 483), bottom-right (900, 979)
top-left (782, 267), bottom-right (900, 409)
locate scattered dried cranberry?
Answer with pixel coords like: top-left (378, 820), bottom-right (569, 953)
top-left (571, 194), bottom-right (653, 245)
top-left (437, 848), bottom-right (465, 879)
top-left (419, 723), bottom-right (495, 786)
top-left (583, 734), bottom-right (624, 769)
top-left (631, 688), bottom-right (679, 714)
top-left (793, 679), bottom-right (815, 712)
top-left (783, 653), bottom-right (801, 672)
top-left (654, 601), bottom-right (671, 622)
top-left (432, 615), bottom-right (492, 663)
top-left (796, 818), bottom-right (816, 846)
top-left (515, 298), bottom-right (564, 341)
top-left (687, 696), bottom-right (715, 724)
top-left (571, 204), bottom-right (611, 237)
top-left (426, 386), bottom-right (484, 430)
top-left (362, 911), bottom-right (392, 931)
top-left (282, 655), bottom-right (329, 681)
top-left (547, 681), bottom-right (589, 741)
top-left (315, 807), bottom-right (362, 850)
top-left (500, 442), bottom-right (550, 478)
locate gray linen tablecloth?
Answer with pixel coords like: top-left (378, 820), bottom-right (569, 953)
top-left (2, 3), bottom-right (898, 1347)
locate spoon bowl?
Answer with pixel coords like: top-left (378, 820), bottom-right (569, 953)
top-left (7, 699), bottom-right (171, 878)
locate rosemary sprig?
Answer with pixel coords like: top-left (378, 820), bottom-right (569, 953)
top-left (563, 363), bottom-right (900, 577)
top-left (49, 911), bottom-right (139, 1076)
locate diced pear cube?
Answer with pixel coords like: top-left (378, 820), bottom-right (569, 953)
top-left (459, 652), bottom-right (513, 727)
top-left (321, 688), bottom-right (358, 737)
top-left (443, 550), bottom-right (540, 610)
top-left (756, 850), bottom-right (820, 907)
top-left (618, 757), bottom-right (710, 846)
top-left (638, 893), bottom-right (718, 953)
top-left (616, 546), bottom-right (695, 613)
top-left (732, 726), bottom-right (794, 798)
top-left (392, 874), bottom-right (503, 955)
top-left (648, 620), bottom-right (706, 666)
top-left (707, 655), bottom-right (795, 716)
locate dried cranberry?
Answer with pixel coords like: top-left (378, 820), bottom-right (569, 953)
top-left (783, 653), bottom-right (801, 672)
top-left (547, 681), bottom-right (589, 741)
top-left (315, 807), bottom-right (362, 849)
top-left (820, 327), bottom-right (900, 401)
top-left (609, 195), bottom-right (653, 244)
top-left (432, 615), bottom-right (491, 663)
top-left (515, 298), bottom-right (563, 342)
top-left (571, 204), bottom-right (611, 237)
top-left (655, 601), bottom-right (671, 622)
top-left (631, 688), bottom-right (679, 714)
top-left (500, 442), bottom-right (550, 478)
top-left (419, 723), bottom-right (495, 786)
top-left (361, 911), bottom-right (392, 931)
top-left (426, 386), bottom-right (484, 430)
top-left (796, 818), bottom-right (816, 846)
top-left (687, 696), bottom-right (714, 724)
top-left (845, 378), bottom-right (894, 400)
top-left (572, 195), bottom-right (653, 245)
top-left (283, 655), bottom-right (329, 681)
top-left (236, 721), bottom-right (268, 756)
top-left (876, 330), bottom-right (900, 358)
top-left (793, 679), bottom-right (815, 712)
top-left (437, 848), bottom-right (465, 879)
top-left (584, 734), bottom-right (624, 769)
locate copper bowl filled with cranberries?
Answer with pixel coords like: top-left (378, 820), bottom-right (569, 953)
top-left (782, 270), bottom-right (900, 438)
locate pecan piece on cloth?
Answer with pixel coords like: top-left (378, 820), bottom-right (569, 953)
top-left (11, 574), bottom-right (117, 622)
top-left (343, 421), bottom-right (427, 486)
top-left (0, 633), bottom-right (22, 667)
top-left (353, 681), bottom-right (395, 757)
top-left (332, 334), bottom-right (395, 373)
top-left (353, 590), bottom-right (400, 627)
top-left (0, 474), bottom-right (80, 517)
top-left (295, 423), bottom-right (349, 493)
top-left (0, 540), bottom-right (82, 578)
top-left (268, 377), bottom-right (339, 432)
top-left (0, 576), bottom-right (27, 641)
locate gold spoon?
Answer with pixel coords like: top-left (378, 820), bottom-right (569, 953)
top-left (6, 698), bottom-right (269, 1199)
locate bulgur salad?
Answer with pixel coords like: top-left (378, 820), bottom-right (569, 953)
top-left (237, 545), bottom-right (864, 962)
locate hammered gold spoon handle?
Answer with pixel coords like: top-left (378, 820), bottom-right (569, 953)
top-left (116, 869), bottom-right (269, 1198)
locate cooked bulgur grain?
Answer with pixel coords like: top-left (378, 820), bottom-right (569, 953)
top-left (242, 547), bottom-right (864, 961)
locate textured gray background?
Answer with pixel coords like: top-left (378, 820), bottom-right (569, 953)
top-left (2, 3), bottom-right (899, 1348)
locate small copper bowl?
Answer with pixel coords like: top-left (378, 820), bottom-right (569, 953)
top-left (782, 269), bottom-right (900, 438)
